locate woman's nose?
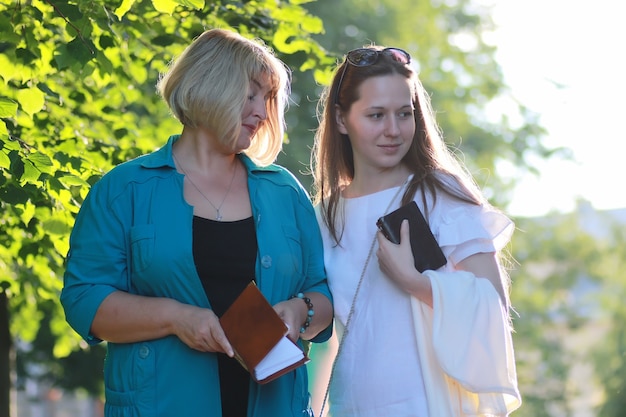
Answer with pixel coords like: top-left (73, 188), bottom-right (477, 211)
top-left (384, 117), bottom-right (400, 137)
top-left (253, 101), bottom-right (267, 121)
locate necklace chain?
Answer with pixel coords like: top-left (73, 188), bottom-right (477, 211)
top-left (173, 152), bottom-right (238, 221)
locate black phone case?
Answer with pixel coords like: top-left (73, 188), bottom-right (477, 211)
top-left (376, 201), bottom-right (447, 272)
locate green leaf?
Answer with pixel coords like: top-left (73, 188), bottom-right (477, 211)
top-left (42, 218), bottom-right (72, 235)
top-left (28, 151), bottom-right (54, 174)
top-left (15, 47), bottom-right (39, 65)
top-left (273, 25), bottom-right (310, 54)
top-left (0, 183), bottom-right (29, 204)
top-left (0, 147), bottom-right (10, 169)
top-left (114, 0), bottom-right (136, 20)
top-left (0, 151), bottom-right (11, 169)
top-left (67, 37), bottom-right (95, 66)
top-left (8, 151), bottom-right (24, 178)
top-left (129, 63), bottom-right (148, 84)
top-left (16, 202), bottom-right (36, 226)
top-left (0, 137), bottom-right (21, 152)
top-left (53, 44), bottom-right (72, 70)
top-left (150, 34), bottom-right (179, 47)
top-left (176, 0), bottom-right (204, 9)
top-left (99, 35), bottom-right (116, 49)
top-left (16, 88), bottom-right (45, 116)
top-left (54, 2), bottom-right (83, 21)
top-left (0, 97), bottom-right (18, 118)
top-left (151, 0), bottom-right (177, 15)
top-left (0, 50), bottom-right (21, 83)
top-left (58, 174), bottom-right (90, 187)
top-left (22, 159), bottom-right (41, 183)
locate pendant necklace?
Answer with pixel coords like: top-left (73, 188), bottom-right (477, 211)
top-left (173, 152), bottom-right (238, 221)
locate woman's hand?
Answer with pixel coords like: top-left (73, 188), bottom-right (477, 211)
top-left (273, 298), bottom-right (305, 342)
top-left (172, 304), bottom-right (234, 356)
top-left (275, 292), bottom-right (334, 342)
top-left (91, 292), bottom-right (234, 356)
top-left (377, 219), bottom-right (417, 286)
top-left (376, 219), bottom-right (433, 305)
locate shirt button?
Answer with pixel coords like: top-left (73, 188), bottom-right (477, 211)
top-left (139, 345), bottom-right (150, 359)
top-left (261, 255), bottom-right (272, 268)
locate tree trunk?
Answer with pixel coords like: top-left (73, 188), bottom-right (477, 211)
top-left (0, 291), bottom-right (12, 417)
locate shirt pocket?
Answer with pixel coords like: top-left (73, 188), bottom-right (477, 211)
top-left (130, 225), bottom-right (155, 273)
top-left (280, 224), bottom-right (304, 279)
top-left (104, 342), bottom-right (157, 416)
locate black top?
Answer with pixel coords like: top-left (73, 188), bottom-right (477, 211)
top-left (192, 215), bottom-right (257, 417)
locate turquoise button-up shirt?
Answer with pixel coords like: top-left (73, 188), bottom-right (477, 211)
top-left (61, 135), bottom-right (332, 417)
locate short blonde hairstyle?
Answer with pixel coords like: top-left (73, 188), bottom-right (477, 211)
top-left (157, 28), bottom-right (291, 166)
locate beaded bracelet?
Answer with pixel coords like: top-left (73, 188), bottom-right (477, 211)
top-left (291, 292), bottom-right (314, 333)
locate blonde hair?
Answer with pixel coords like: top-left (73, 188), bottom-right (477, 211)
top-left (157, 28), bottom-right (291, 166)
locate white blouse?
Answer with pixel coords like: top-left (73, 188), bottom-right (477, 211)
top-left (316, 184), bottom-right (518, 417)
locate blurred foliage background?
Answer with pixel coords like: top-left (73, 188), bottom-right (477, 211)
top-left (1, 0), bottom-right (624, 416)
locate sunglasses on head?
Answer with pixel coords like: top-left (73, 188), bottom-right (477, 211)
top-left (334, 47), bottom-right (411, 105)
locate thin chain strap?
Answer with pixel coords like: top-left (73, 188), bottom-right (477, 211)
top-left (318, 180), bottom-right (408, 417)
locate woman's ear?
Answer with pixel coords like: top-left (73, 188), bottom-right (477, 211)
top-left (335, 105), bottom-right (349, 135)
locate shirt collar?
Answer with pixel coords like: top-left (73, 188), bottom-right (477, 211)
top-left (140, 134), bottom-right (282, 174)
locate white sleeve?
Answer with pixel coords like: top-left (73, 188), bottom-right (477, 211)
top-left (410, 269), bottom-right (522, 416)
top-left (431, 198), bottom-right (514, 266)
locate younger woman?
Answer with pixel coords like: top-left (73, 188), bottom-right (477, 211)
top-left (312, 46), bottom-right (521, 416)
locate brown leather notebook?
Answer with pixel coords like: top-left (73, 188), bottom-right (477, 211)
top-left (219, 281), bottom-right (310, 384)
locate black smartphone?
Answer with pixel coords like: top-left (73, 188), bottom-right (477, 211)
top-left (376, 201), bottom-right (447, 272)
